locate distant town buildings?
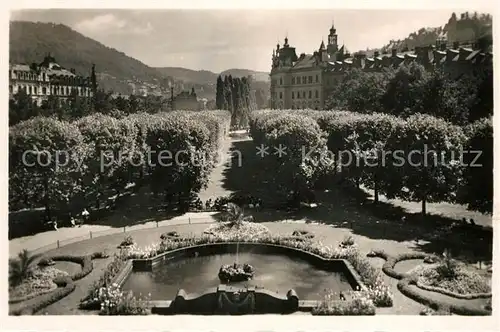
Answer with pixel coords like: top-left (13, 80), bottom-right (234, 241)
top-left (270, 22), bottom-right (493, 110)
top-left (9, 54), bottom-right (96, 106)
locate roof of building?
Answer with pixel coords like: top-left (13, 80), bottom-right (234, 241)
top-left (292, 54), bottom-right (317, 69)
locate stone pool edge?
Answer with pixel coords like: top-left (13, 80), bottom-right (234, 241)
top-left (111, 242), bottom-right (367, 314)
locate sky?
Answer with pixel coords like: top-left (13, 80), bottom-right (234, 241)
top-left (9, 9), bottom-right (491, 72)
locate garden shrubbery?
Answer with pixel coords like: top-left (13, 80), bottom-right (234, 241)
top-left (9, 110), bottom-right (231, 228)
top-left (249, 109), bottom-right (492, 215)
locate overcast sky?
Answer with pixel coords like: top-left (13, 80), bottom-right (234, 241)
top-left (10, 9), bottom-right (491, 72)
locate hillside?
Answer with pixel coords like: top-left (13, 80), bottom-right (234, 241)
top-left (9, 21), bottom-right (173, 95)
top-left (364, 11), bottom-right (492, 55)
top-left (9, 21), bottom-right (270, 100)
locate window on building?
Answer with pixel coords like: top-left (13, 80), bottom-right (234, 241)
top-left (292, 92), bottom-right (294, 99)
top-left (309, 91), bottom-right (312, 99)
top-left (315, 90), bottom-right (319, 98)
top-left (42, 73), bottom-right (46, 81)
top-left (302, 91), bottom-right (306, 98)
top-left (42, 87), bottom-right (47, 95)
top-left (280, 78), bottom-right (283, 85)
top-left (308, 76), bottom-right (312, 84)
top-left (65, 87), bottom-right (68, 95)
top-left (279, 91), bottom-right (283, 99)
top-left (292, 77), bottom-right (295, 84)
top-left (302, 76), bottom-right (306, 84)
top-left (34, 87), bottom-right (37, 94)
top-left (316, 75), bottom-right (319, 83)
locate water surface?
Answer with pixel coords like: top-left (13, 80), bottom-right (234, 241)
top-left (122, 252), bottom-right (353, 300)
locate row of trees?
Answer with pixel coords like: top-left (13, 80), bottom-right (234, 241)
top-left (325, 62), bottom-right (493, 126)
top-left (9, 110), bottom-right (231, 222)
top-left (9, 89), bottom-right (171, 126)
top-left (249, 110), bottom-right (492, 215)
top-left (215, 75), bottom-right (258, 127)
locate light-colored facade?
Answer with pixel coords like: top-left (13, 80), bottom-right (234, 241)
top-left (9, 54), bottom-right (96, 106)
top-left (270, 22), bottom-right (493, 110)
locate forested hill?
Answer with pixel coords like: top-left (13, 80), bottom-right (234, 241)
top-left (366, 11), bottom-right (492, 55)
top-left (9, 21), bottom-right (173, 95)
top-left (9, 21), bottom-right (270, 98)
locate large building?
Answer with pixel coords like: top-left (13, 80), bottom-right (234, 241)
top-left (9, 54), bottom-right (96, 106)
top-left (270, 22), bottom-right (493, 110)
top-left (172, 88), bottom-right (203, 111)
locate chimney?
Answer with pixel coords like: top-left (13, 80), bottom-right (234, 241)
top-left (453, 41), bottom-right (459, 49)
top-left (391, 48), bottom-right (397, 57)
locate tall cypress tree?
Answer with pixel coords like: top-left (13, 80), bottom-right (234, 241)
top-left (223, 75), bottom-right (233, 113)
top-left (216, 75), bottom-right (224, 109)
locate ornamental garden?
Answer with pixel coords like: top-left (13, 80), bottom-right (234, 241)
top-left (8, 108), bottom-right (493, 316)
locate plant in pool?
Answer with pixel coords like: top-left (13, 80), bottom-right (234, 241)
top-left (9, 249), bottom-right (41, 287)
top-left (97, 283), bottom-right (150, 315)
top-left (218, 263), bottom-right (255, 283)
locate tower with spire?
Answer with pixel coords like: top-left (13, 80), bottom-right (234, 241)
top-left (327, 21), bottom-right (338, 56)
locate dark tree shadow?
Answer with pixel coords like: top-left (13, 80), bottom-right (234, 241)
top-left (220, 139), bottom-right (493, 263)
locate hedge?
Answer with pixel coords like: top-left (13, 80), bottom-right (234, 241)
top-left (9, 110), bottom-right (231, 222)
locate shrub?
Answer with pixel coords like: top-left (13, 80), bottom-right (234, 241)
top-left (37, 257), bottom-right (55, 267)
top-left (340, 235), bottom-right (355, 247)
top-left (312, 290), bottom-right (376, 315)
top-left (50, 255), bottom-right (93, 281)
top-left (80, 253), bottom-right (127, 308)
top-left (91, 250), bottom-right (110, 259)
top-left (120, 235), bottom-right (134, 247)
top-left (9, 249), bottom-right (41, 287)
top-left (160, 231), bottom-right (180, 240)
top-left (97, 284), bottom-right (150, 315)
top-left (10, 276), bottom-right (76, 315)
top-left (291, 229), bottom-right (314, 238)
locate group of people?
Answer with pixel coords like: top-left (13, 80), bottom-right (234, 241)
top-left (51, 208), bottom-right (90, 231)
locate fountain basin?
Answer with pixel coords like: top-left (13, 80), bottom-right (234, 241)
top-left (120, 243), bottom-right (364, 305)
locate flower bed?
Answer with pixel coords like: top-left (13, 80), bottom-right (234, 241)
top-left (80, 253), bottom-right (128, 310)
top-left (397, 276), bottom-right (490, 315)
top-left (9, 253), bottom-right (97, 315)
top-left (370, 249), bottom-right (492, 315)
top-left (203, 221), bottom-right (270, 238)
top-left (97, 283), bottom-right (150, 315)
top-left (409, 265), bottom-right (491, 299)
top-left (126, 223), bottom-right (393, 308)
top-left (9, 267), bottom-right (68, 303)
top-left (312, 290), bottom-right (376, 315)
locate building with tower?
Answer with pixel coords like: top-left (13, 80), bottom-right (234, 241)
top-left (270, 22), bottom-right (493, 110)
top-left (9, 54), bottom-right (96, 106)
